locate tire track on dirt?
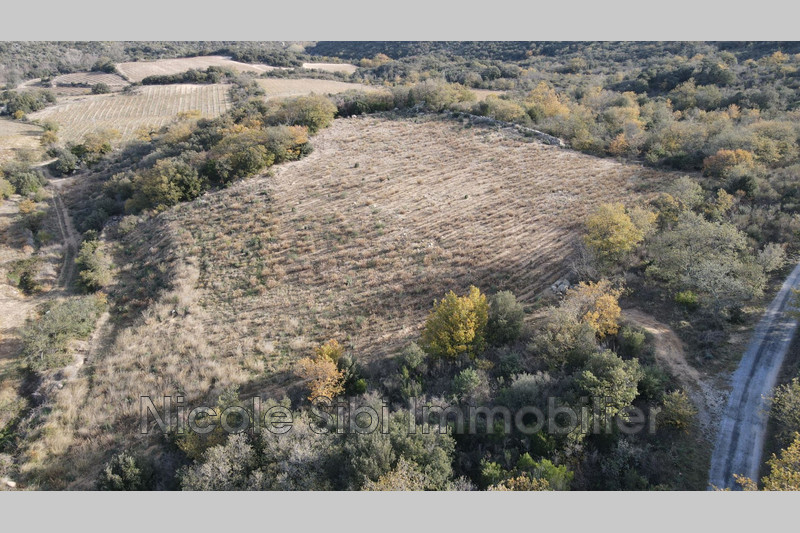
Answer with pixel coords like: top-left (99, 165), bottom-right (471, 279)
top-left (708, 262), bottom-right (800, 489)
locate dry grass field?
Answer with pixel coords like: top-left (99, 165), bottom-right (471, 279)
top-left (116, 56), bottom-right (282, 82)
top-left (301, 62), bottom-right (358, 74)
top-left (256, 78), bottom-right (383, 99)
top-left (172, 115), bottom-right (673, 365)
top-left (28, 84), bottom-right (231, 143)
top-left (0, 118), bottom-right (42, 164)
top-left (15, 114), bottom-right (680, 488)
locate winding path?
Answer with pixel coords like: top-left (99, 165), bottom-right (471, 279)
top-left (624, 309), bottom-right (725, 440)
top-left (708, 262), bottom-right (800, 489)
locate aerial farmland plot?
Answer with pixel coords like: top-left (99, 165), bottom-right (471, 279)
top-left (50, 71), bottom-right (129, 89)
top-left (28, 84), bottom-right (231, 143)
top-left (165, 115), bottom-right (671, 367)
top-left (301, 62), bottom-right (358, 74)
top-left (116, 55), bottom-right (284, 82)
top-left (4, 41), bottom-right (800, 501)
top-left (0, 117), bottom-right (41, 163)
top-left (256, 78), bottom-right (383, 99)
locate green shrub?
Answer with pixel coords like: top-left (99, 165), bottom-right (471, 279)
top-left (400, 342), bottom-right (427, 373)
top-left (674, 290), bottom-right (700, 311)
top-left (7, 258), bottom-right (41, 295)
top-left (49, 148), bottom-right (79, 176)
top-left (637, 365), bottom-right (668, 402)
top-left (0, 178), bottom-right (13, 199)
top-left (618, 325), bottom-right (646, 358)
top-left (97, 452), bottom-right (153, 490)
top-left (4, 167), bottom-right (46, 195)
top-left (267, 94), bottom-right (337, 134)
top-left (452, 368), bottom-right (487, 401)
top-left (659, 390), bottom-right (697, 431)
top-left (21, 294), bottom-right (106, 371)
top-left (487, 290), bottom-right (525, 345)
top-left (91, 83), bottom-right (111, 94)
top-left (498, 351), bottom-right (524, 377)
top-left (771, 378), bottom-right (800, 446)
top-left (352, 378), bottom-right (368, 395)
top-left (76, 239), bottom-right (113, 292)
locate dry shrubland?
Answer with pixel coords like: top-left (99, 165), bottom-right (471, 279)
top-left (12, 115), bottom-right (678, 488)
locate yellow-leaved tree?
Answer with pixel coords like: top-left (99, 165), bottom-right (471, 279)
top-left (564, 280), bottom-right (623, 339)
top-left (584, 202), bottom-right (654, 265)
top-left (422, 286), bottom-right (488, 360)
top-left (297, 339), bottom-right (345, 401)
top-left (735, 432), bottom-right (800, 491)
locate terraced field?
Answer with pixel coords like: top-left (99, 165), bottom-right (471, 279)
top-left (0, 118), bottom-right (42, 164)
top-left (28, 84), bottom-right (231, 143)
top-left (256, 78), bottom-right (383, 99)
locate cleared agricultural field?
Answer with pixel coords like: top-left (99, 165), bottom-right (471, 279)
top-left (0, 118), bottom-right (42, 164)
top-left (116, 55), bottom-right (281, 82)
top-left (29, 115), bottom-right (680, 487)
top-left (256, 78), bottom-right (383, 99)
top-left (50, 71), bottom-right (129, 89)
top-left (161, 115), bottom-right (674, 372)
top-left (301, 62), bottom-right (358, 74)
top-left (28, 84), bottom-right (231, 143)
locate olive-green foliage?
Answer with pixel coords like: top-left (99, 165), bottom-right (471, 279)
top-left (7, 257), bottom-right (42, 295)
top-left (497, 371), bottom-right (553, 411)
top-left (472, 96), bottom-right (528, 123)
top-left (637, 365), bottom-right (669, 403)
top-left (487, 290), bottom-right (525, 346)
top-left (528, 307), bottom-right (597, 370)
top-left (452, 368), bottom-right (488, 402)
top-left (265, 94), bottom-right (337, 134)
top-left (647, 211), bottom-right (767, 318)
top-left (481, 453), bottom-right (573, 490)
top-left (97, 452), bottom-right (153, 490)
top-left (333, 89), bottom-right (395, 117)
top-left (584, 203), bottom-right (647, 265)
top-left (48, 147), bottom-right (79, 176)
top-left (76, 239), bottom-right (112, 292)
top-left (771, 378), bottom-right (800, 446)
top-left (181, 402), bottom-right (457, 491)
top-left (21, 294), bottom-right (106, 371)
top-left (1, 89), bottom-right (55, 115)
top-left (674, 290), bottom-right (700, 311)
top-left (91, 82), bottom-right (111, 94)
top-left (3, 165), bottom-right (46, 195)
top-left (202, 126), bottom-right (309, 185)
top-left (576, 350), bottom-right (643, 419)
top-left (126, 157), bottom-right (207, 213)
top-left (659, 390), bottom-right (697, 432)
top-left (617, 325), bottom-right (646, 358)
top-left (0, 177), bottom-right (13, 199)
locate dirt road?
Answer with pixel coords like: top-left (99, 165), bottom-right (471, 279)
top-left (623, 309), bottom-right (725, 440)
top-left (708, 261), bottom-right (800, 489)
